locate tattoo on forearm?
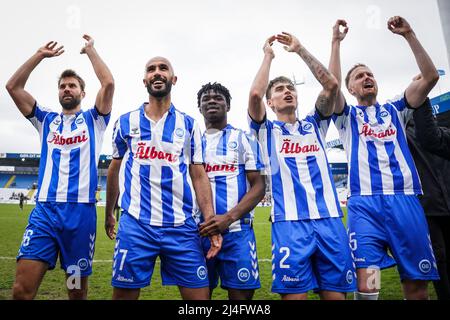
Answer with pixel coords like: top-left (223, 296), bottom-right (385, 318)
top-left (316, 92), bottom-right (332, 116)
top-left (298, 47), bottom-right (333, 86)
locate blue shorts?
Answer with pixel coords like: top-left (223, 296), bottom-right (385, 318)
top-left (347, 195), bottom-right (439, 281)
top-left (201, 229), bottom-right (261, 290)
top-left (271, 218), bottom-right (356, 294)
top-left (112, 212), bottom-right (209, 289)
top-left (17, 201), bottom-right (97, 277)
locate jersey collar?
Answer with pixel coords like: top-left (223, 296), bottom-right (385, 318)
top-left (355, 102), bottom-right (381, 109)
top-left (140, 102), bottom-right (176, 114)
top-left (59, 109), bottom-right (83, 118)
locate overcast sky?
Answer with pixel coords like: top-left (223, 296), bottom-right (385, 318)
top-left (1, 0), bottom-right (449, 155)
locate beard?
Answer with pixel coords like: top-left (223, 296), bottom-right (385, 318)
top-left (59, 95), bottom-right (81, 110)
top-left (146, 78), bottom-right (173, 98)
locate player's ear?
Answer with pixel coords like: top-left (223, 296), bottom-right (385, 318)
top-left (347, 85), bottom-right (355, 96)
top-left (172, 75), bottom-right (178, 85)
top-left (267, 99), bottom-right (276, 113)
top-left (81, 91), bottom-right (86, 99)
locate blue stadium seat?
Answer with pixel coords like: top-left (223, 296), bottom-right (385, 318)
top-left (0, 174), bottom-right (13, 188)
top-left (12, 174), bottom-right (38, 189)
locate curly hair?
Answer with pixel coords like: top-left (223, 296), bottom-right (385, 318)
top-left (197, 82), bottom-right (232, 108)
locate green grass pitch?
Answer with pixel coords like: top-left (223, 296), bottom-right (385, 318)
top-left (0, 204), bottom-right (436, 300)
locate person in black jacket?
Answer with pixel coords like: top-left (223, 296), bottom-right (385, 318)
top-left (407, 97), bottom-right (450, 300)
top-left (413, 101), bottom-right (450, 159)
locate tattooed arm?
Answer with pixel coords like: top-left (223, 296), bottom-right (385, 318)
top-left (276, 32), bottom-right (338, 117)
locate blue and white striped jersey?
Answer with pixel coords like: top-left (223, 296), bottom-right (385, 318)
top-left (201, 124), bottom-right (264, 233)
top-left (248, 109), bottom-right (343, 222)
top-left (332, 95), bottom-right (422, 196)
top-left (27, 103), bottom-right (110, 203)
top-left (112, 103), bottom-right (204, 227)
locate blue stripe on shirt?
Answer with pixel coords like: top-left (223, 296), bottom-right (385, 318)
top-left (139, 109), bottom-right (151, 141)
top-left (162, 111), bottom-right (175, 143)
top-left (384, 141), bottom-right (404, 192)
top-left (36, 115), bottom-right (53, 200)
top-left (266, 124), bottom-right (285, 216)
top-left (217, 130), bottom-right (228, 156)
top-left (85, 112), bottom-right (97, 202)
top-left (237, 164), bottom-right (250, 228)
top-left (285, 157), bottom-right (308, 220)
top-left (215, 175), bottom-right (228, 214)
top-left (139, 164), bottom-right (151, 224)
top-left (180, 162), bottom-right (193, 217)
top-left (367, 141), bottom-right (382, 193)
top-left (349, 107), bottom-right (361, 194)
top-left (67, 148), bottom-right (80, 200)
top-left (390, 109), bottom-right (422, 193)
top-left (121, 155), bottom-right (133, 213)
top-left (307, 156), bottom-right (330, 218)
top-left (161, 166), bottom-right (174, 225)
top-left (120, 113), bottom-right (131, 154)
top-left (184, 116), bottom-right (196, 163)
top-left (47, 148), bottom-right (61, 200)
top-left (121, 114), bottom-right (133, 212)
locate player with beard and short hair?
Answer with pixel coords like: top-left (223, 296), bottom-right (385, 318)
top-left (329, 17), bottom-right (440, 300)
top-left (196, 82), bottom-right (266, 300)
top-left (6, 35), bottom-right (114, 300)
top-left (105, 57), bottom-right (222, 300)
top-left (58, 69), bottom-right (86, 110)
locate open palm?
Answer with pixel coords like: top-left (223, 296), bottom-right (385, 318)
top-left (38, 41), bottom-right (64, 58)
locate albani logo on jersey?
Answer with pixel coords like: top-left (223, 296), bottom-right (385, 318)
top-left (205, 162), bottom-right (237, 173)
top-left (359, 123), bottom-right (396, 139)
top-left (134, 142), bottom-right (179, 162)
top-left (48, 131), bottom-right (88, 146)
top-left (279, 138), bottom-right (320, 155)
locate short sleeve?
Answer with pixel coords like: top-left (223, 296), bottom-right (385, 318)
top-left (308, 108), bottom-right (331, 140)
top-left (189, 120), bottom-right (204, 164)
top-left (89, 106), bottom-right (111, 132)
top-left (26, 102), bottom-right (53, 133)
top-left (332, 102), bottom-right (351, 134)
top-left (241, 132), bottom-right (264, 171)
top-left (112, 119), bottom-right (128, 159)
top-left (386, 94), bottom-right (413, 124)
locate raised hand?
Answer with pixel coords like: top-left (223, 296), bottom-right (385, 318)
top-left (37, 41), bottom-right (64, 58)
top-left (263, 35), bottom-right (276, 58)
top-left (80, 34), bottom-right (95, 54)
top-left (276, 32), bottom-right (301, 53)
top-left (333, 19), bottom-right (349, 42)
top-left (388, 16), bottom-right (413, 36)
